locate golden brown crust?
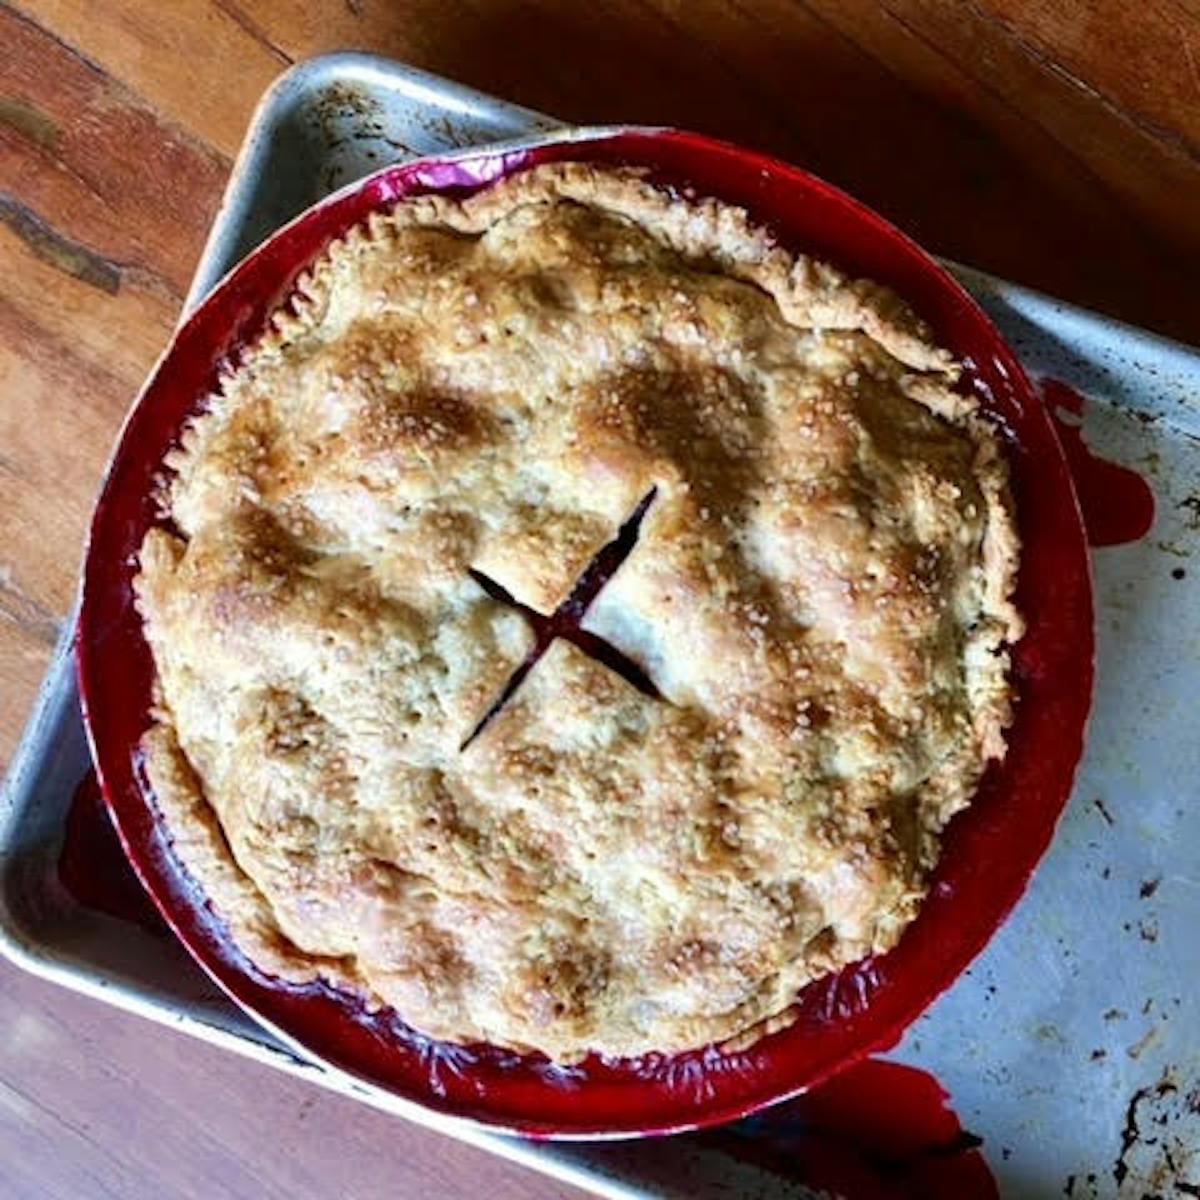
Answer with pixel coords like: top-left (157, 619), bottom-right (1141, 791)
top-left (135, 163), bottom-right (1021, 1062)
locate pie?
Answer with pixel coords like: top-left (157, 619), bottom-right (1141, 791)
top-left (135, 162), bottom-right (1022, 1063)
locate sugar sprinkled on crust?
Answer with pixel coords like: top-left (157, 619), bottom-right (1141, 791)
top-left (136, 163), bottom-right (1021, 1062)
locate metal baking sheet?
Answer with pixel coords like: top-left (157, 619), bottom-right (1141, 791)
top-left (3, 52), bottom-right (1198, 1199)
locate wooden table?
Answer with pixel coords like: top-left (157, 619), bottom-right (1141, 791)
top-left (2, 3), bottom-right (1198, 1195)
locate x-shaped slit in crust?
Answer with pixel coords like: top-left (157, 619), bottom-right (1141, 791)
top-left (461, 488), bottom-right (659, 750)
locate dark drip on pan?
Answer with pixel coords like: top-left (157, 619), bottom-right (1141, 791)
top-left (710, 1058), bottom-right (998, 1199)
top-left (58, 769), bottom-right (168, 935)
top-left (1044, 379), bottom-right (1155, 548)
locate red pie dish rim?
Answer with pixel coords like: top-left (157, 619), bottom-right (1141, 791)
top-left (77, 126), bottom-right (1094, 1138)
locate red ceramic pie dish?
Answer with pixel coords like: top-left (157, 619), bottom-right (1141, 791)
top-left (77, 128), bottom-right (1094, 1138)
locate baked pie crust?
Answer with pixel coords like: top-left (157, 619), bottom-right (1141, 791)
top-left (135, 163), bottom-right (1022, 1063)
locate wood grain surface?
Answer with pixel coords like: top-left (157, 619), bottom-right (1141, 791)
top-left (2, 2), bottom-right (1198, 1196)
